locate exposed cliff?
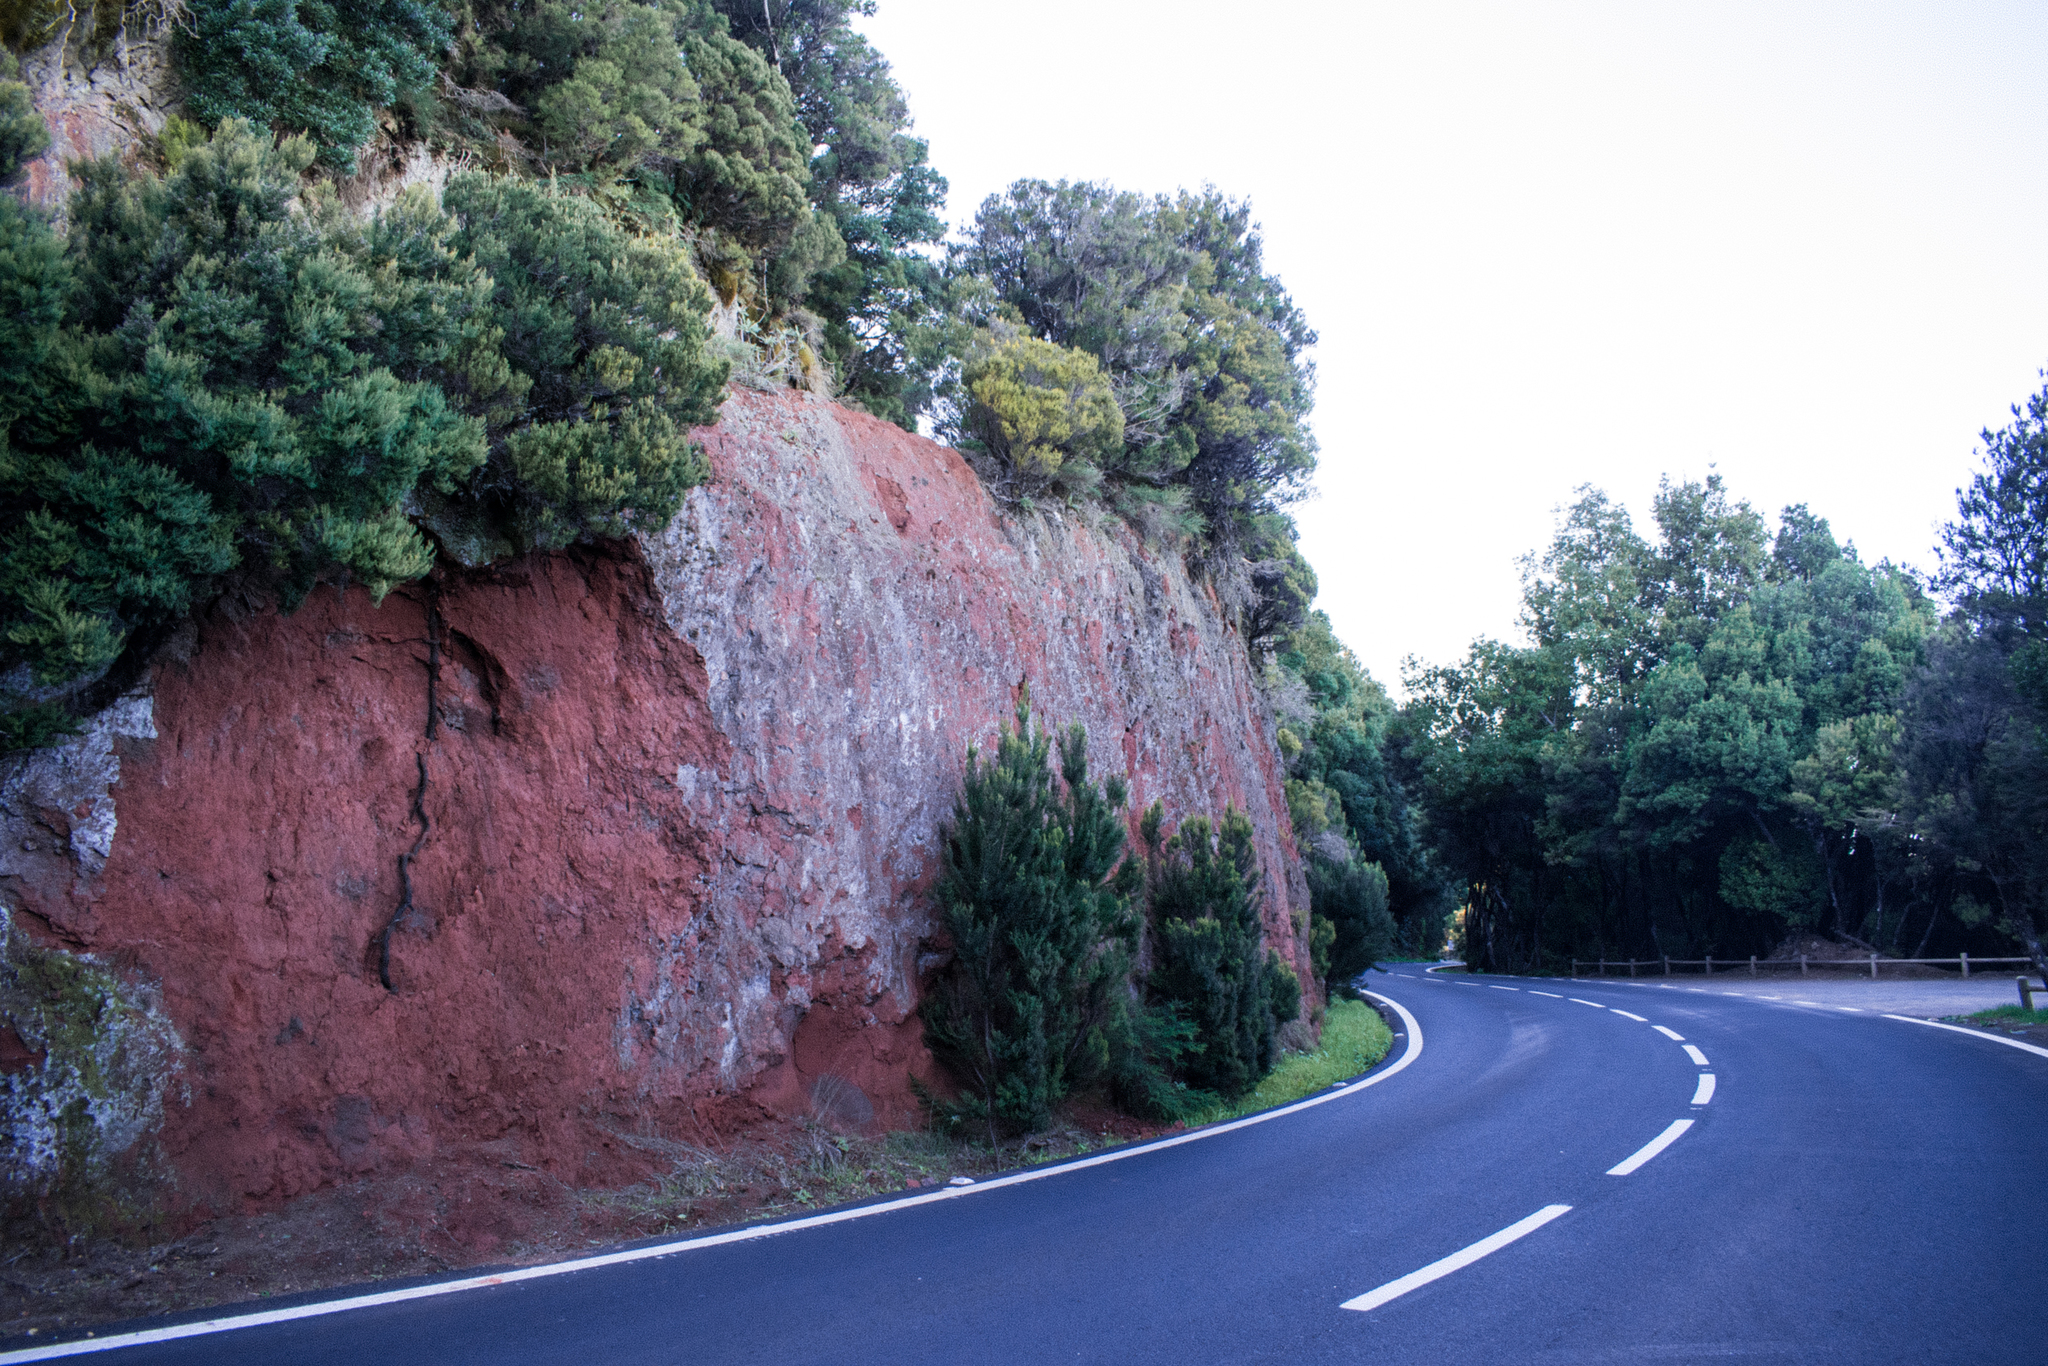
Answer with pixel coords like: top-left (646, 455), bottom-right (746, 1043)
top-left (0, 389), bottom-right (1306, 1236)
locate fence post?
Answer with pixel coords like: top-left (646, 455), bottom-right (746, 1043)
top-left (1663, 956), bottom-right (1670, 976)
top-left (1599, 957), bottom-right (1606, 977)
top-left (1749, 956), bottom-right (1757, 977)
top-left (1629, 959), bottom-right (1637, 978)
top-left (1705, 954), bottom-right (1713, 976)
top-left (1961, 952), bottom-right (1969, 978)
top-left (2022, 977), bottom-right (2036, 1012)
top-left (1800, 954), bottom-right (1807, 977)
top-left (1870, 953), bottom-right (1878, 979)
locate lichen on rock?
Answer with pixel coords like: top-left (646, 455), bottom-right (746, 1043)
top-left (0, 907), bottom-right (188, 1238)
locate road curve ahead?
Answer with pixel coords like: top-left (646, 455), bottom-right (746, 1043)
top-left (8, 972), bottom-right (2047, 1365)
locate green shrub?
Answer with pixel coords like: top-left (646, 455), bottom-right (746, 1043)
top-left (959, 334), bottom-right (1124, 501)
top-left (1140, 803), bottom-right (1295, 1100)
top-left (0, 122), bottom-right (726, 723)
top-left (0, 52), bottom-right (48, 181)
top-left (1307, 856), bottom-right (1396, 994)
top-left (920, 696), bottom-right (1143, 1140)
top-left (178, 0), bottom-right (450, 168)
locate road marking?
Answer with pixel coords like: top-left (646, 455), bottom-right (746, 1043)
top-left (1883, 1014), bottom-right (2048, 1061)
top-left (1529, 991), bottom-right (1563, 998)
top-left (1691, 1073), bottom-right (1716, 1105)
top-left (1567, 998), bottom-right (1606, 1008)
top-left (1652, 1025), bottom-right (1685, 1041)
top-left (0, 1000), bottom-right (1429, 1364)
top-left (1834, 1006), bottom-right (1862, 1013)
top-left (1609, 1010), bottom-right (1648, 1022)
top-left (1793, 1000), bottom-right (1822, 1007)
top-left (1607, 1119), bottom-right (1695, 1175)
top-left (1682, 1044), bottom-right (1710, 1066)
top-left (1340, 1205), bottom-right (1573, 1312)
top-left (1488, 985), bottom-right (1519, 991)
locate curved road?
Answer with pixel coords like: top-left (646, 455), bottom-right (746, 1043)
top-left (8, 970), bottom-right (2047, 1364)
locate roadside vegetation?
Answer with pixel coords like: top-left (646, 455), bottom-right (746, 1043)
top-left (1957, 1005), bottom-right (2048, 1030)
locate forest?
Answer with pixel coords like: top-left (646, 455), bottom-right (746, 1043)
top-left (1, 0), bottom-right (2044, 1111)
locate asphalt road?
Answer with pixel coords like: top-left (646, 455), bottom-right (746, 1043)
top-left (10, 969), bottom-right (2047, 1365)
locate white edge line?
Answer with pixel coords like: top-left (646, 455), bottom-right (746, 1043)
top-left (0, 992), bottom-right (1426, 1364)
top-left (1606, 1119), bottom-right (1694, 1176)
top-left (1652, 1025), bottom-right (1685, 1041)
top-left (1681, 1044), bottom-right (1710, 1066)
top-left (1883, 1014), bottom-right (2048, 1060)
top-left (1609, 1010), bottom-right (1648, 1022)
top-left (1690, 1073), bottom-right (1716, 1105)
top-left (1340, 1205), bottom-right (1572, 1312)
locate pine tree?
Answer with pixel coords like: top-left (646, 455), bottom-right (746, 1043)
top-left (920, 694), bottom-right (1140, 1139)
top-left (1141, 803), bottom-right (1296, 1099)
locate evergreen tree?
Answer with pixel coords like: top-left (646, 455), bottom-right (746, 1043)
top-left (920, 696), bottom-right (1142, 1139)
top-left (1140, 803), bottom-right (1296, 1099)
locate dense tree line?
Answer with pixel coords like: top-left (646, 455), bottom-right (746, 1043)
top-left (1396, 395), bottom-right (2048, 981)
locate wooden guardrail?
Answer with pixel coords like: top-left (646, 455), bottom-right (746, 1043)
top-left (1569, 954), bottom-right (2035, 981)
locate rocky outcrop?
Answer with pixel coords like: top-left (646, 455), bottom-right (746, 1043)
top-left (0, 390), bottom-right (1306, 1233)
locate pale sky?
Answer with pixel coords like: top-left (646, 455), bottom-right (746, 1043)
top-left (857, 1), bottom-right (2048, 691)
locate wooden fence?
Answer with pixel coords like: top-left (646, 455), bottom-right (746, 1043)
top-left (1568, 954), bottom-right (2034, 981)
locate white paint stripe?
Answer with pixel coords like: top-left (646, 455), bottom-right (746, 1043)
top-left (1340, 1205), bottom-right (1573, 1312)
top-left (0, 997), bottom-right (1427, 1364)
top-left (1567, 998), bottom-right (1606, 1008)
top-left (1834, 1006), bottom-right (1862, 1013)
top-left (1607, 1119), bottom-right (1694, 1175)
top-left (1793, 1000), bottom-right (1822, 1007)
top-left (1652, 1025), bottom-right (1685, 1041)
top-left (1488, 985), bottom-right (1519, 991)
top-left (1530, 991), bottom-right (1563, 998)
top-left (1682, 1044), bottom-right (1710, 1066)
top-left (1691, 1073), bottom-right (1716, 1105)
top-left (1609, 1010), bottom-right (1647, 1022)
top-left (1883, 1014), bottom-right (2048, 1061)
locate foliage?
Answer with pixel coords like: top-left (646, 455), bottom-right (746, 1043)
top-left (919, 696), bottom-right (1144, 1139)
top-left (0, 123), bottom-right (724, 726)
top-left (439, 172), bottom-right (726, 550)
top-left (708, 0), bottom-right (950, 423)
top-left (178, 0), bottom-right (450, 168)
top-left (949, 179), bottom-right (1316, 545)
top-left (957, 333), bottom-right (1123, 501)
top-left (0, 51), bottom-right (48, 181)
top-left (1139, 802), bottom-right (1296, 1100)
top-left (1401, 474), bottom-right (1940, 973)
top-left (1274, 611), bottom-right (1449, 960)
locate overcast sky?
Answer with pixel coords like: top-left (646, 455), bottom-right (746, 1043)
top-left (856, 1), bottom-right (2048, 691)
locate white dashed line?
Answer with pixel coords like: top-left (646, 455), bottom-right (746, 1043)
top-left (1610, 1010), bottom-right (1647, 1022)
top-left (1682, 1044), bottom-right (1710, 1066)
top-left (1489, 985), bottom-right (1520, 991)
top-left (1567, 998), bottom-right (1606, 1008)
top-left (1691, 1073), bottom-right (1716, 1105)
top-left (1793, 1000), bottom-right (1822, 1007)
top-left (1652, 1026), bottom-right (1685, 1041)
top-left (1607, 1119), bottom-right (1694, 1176)
top-left (1530, 991), bottom-right (1563, 999)
top-left (1341, 1205), bottom-right (1573, 1312)
top-left (1834, 1006), bottom-right (1862, 1013)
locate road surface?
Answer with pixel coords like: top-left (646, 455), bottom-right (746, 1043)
top-left (8, 968), bottom-right (2046, 1364)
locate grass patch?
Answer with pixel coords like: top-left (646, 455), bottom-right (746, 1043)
top-left (1185, 997), bottom-right (1394, 1126)
top-left (1956, 1005), bottom-right (2048, 1028)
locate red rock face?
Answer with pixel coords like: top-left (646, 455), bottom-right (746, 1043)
top-left (1, 390), bottom-right (1308, 1220)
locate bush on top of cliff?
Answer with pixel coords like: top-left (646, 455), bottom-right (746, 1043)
top-left (956, 332), bottom-right (1124, 505)
top-left (177, 0), bottom-right (450, 169)
top-left (0, 119), bottom-right (724, 727)
top-left (946, 180), bottom-right (1318, 550)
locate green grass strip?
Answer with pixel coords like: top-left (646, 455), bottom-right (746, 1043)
top-left (1960, 1004), bottom-right (2048, 1027)
top-left (1189, 997), bottom-right (1395, 1126)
